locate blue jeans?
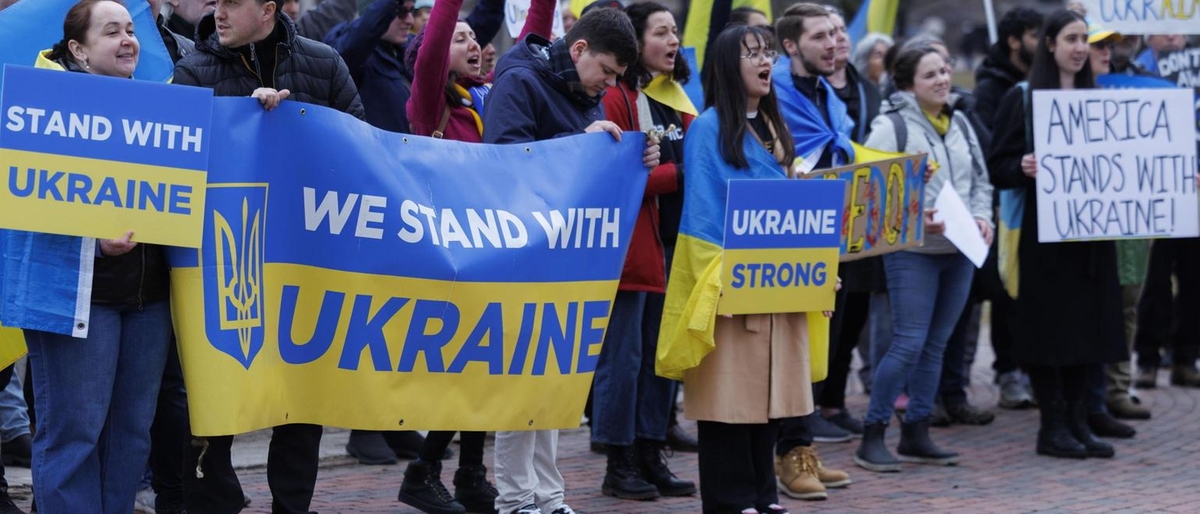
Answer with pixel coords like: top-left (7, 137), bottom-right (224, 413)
top-left (0, 360), bottom-right (30, 442)
top-left (26, 301), bottom-right (172, 514)
top-left (868, 292), bottom-right (893, 373)
top-left (591, 290), bottom-right (676, 445)
top-left (866, 253), bottom-right (974, 425)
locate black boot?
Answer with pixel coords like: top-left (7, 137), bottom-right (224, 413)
top-left (398, 460), bottom-right (467, 514)
top-left (1035, 401), bottom-right (1088, 459)
top-left (896, 419), bottom-right (959, 465)
top-left (1087, 411), bottom-right (1136, 439)
top-left (347, 430), bottom-right (399, 465)
top-left (853, 423), bottom-right (900, 472)
top-left (1067, 402), bottom-right (1115, 458)
top-left (453, 464), bottom-right (499, 514)
top-left (0, 489), bottom-right (25, 514)
top-left (635, 439), bottom-right (696, 496)
top-left (601, 444), bottom-right (660, 500)
top-left (665, 424), bottom-right (699, 453)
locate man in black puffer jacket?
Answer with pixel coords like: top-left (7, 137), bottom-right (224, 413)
top-left (175, 1), bottom-right (364, 120)
top-left (173, 2), bottom-right (361, 514)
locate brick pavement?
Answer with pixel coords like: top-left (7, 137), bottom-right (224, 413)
top-left (9, 345), bottom-right (1200, 513)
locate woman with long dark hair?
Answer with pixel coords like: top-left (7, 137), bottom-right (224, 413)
top-left (589, 0), bottom-right (696, 501)
top-left (987, 9), bottom-right (1123, 460)
top-left (659, 24), bottom-right (817, 514)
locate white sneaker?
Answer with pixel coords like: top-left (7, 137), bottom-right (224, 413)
top-left (134, 487), bottom-right (156, 514)
top-left (514, 504), bottom-right (542, 514)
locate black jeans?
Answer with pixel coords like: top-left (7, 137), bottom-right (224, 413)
top-left (184, 424), bottom-right (323, 514)
top-left (938, 300), bottom-right (981, 406)
top-left (0, 364), bottom-right (11, 494)
top-left (1027, 365), bottom-right (1088, 405)
top-left (698, 420), bottom-right (779, 514)
top-left (816, 291), bottom-right (869, 409)
top-left (1135, 238), bottom-right (1200, 369)
top-left (151, 341), bottom-right (189, 512)
top-left (421, 431), bottom-right (485, 467)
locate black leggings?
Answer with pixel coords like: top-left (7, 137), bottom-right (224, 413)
top-left (1027, 364), bottom-right (1088, 405)
top-left (698, 420), bottom-right (779, 514)
top-left (420, 431), bottom-right (486, 467)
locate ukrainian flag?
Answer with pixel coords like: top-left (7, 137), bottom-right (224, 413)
top-left (681, 0), bottom-right (773, 69)
top-left (0, 0), bottom-right (173, 82)
top-left (847, 0), bottom-right (899, 46)
top-left (657, 109), bottom-right (829, 382)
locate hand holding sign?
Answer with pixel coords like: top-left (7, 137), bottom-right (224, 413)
top-left (1021, 153), bottom-right (1037, 178)
top-left (251, 88), bottom-right (290, 111)
top-left (100, 230), bottom-right (137, 257)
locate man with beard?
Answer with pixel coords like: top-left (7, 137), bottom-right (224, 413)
top-left (769, 2), bottom-right (855, 503)
top-left (973, 7), bottom-right (1041, 133)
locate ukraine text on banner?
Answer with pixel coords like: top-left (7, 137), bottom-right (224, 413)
top-left (656, 109), bottom-right (829, 383)
top-left (1079, 0), bottom-right (1200, 35)
top-left (0, 0), bottom-right (172, 83)
top-left (802, 153), bottom-right (927, 262)
top-left (718, 179), bottom-right (845, 315)
top-left (166, 99), bottom-right (647, 436)
top-left (0, 66), bottom-right (212, 248)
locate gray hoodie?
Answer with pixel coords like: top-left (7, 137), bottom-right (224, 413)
top-left (864, 91), bottom-right (994, 255)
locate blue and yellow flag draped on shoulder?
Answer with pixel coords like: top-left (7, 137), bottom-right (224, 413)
top-left (656, 109), bottom-right (828, 381)
top-left (772, 57), bottom-right (857, 172)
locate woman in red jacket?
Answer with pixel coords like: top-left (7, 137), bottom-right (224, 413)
top-left (396, 0), bottom-right (555, 512)
top-left (590, 1), bottom-right (698, 502)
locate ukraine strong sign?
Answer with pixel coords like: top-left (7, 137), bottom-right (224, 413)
top-left (0, 66), bottom-right (211, 247)
top-left (718, 179), bottom-right (846, 315)
top-left (168, 99), bottom-right (646, 436)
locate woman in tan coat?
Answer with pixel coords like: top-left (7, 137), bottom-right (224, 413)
top-left (657, 25), bottom-right (833, 514)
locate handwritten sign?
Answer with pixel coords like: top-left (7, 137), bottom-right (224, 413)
top-left (1081, 0), bottom-right (1200, 35)
top-left (1032, 88), bottom-right (1199, 243)
top-left (719, 179), bottom-right (845, 315)
top-left (802, 154), bottom-right (927, 261)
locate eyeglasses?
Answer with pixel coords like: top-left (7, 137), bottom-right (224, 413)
top-left (740, 50), bottom-right (779, 64)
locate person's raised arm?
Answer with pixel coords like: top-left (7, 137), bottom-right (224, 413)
top-left (325, 0), bottom-right (398, 80)
top-left (517, 0), bottom-right (556, 42)
top-left (466, 0), bottom-right (506, 48)
top-left (407, 0), bottom-right (464, 134)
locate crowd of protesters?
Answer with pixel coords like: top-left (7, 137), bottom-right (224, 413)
top-left (0, 0), bottom-right (1196, 513)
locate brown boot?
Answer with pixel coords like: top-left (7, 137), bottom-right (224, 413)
top-left (801, 446), bottom-right (851, 488)
top-left (775, 448), bottom-right (827, 500)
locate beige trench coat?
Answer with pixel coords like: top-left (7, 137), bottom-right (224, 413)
top-left (682, 313), bottom-right (814, 424)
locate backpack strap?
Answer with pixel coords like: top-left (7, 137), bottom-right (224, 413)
top-left (1018, 81), bottom-right (1033, 152)
top-left (431, 104), bottom-right (452, 139)
top-left (886, 111), bottom-right (907, 152)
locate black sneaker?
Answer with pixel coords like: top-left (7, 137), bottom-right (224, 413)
top-left (347, 430), bottom-right (398, 465)
top-left (453, 464), bottom-right (499, 514)
top-left (0, 491), bottom-right (25, 514)
top-left (945, 402), bottom-right (995, 426)
top-left (821, 410), bottom-right (863, 437)
top-left (804, 413), bottom-right (852, 443)
top-left (398, 460), bottom-right (466, 514)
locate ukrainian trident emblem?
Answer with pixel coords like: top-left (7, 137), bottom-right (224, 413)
top-left (204, 186), bottom-right (266, 369)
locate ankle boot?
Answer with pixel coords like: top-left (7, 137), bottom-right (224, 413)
top-left (601, 444), bottom-right (659, 500)
top-left (1035, 400), bottom-right (1088, 459)
top-left (897, 418), bottom-right (959, 465)
top-left (853, 423), bottom-right (900, 472)
top-left (635, 439), bottom-right (696, 496)
top-left (1066, 401), bottom-right (1115, 458)
top-left (398, 460), bottom-right (467, 514)
top-left (453, 464), bottom-right (499, 514)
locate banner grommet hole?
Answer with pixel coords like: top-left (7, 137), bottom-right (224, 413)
top-left (398, 419), bottom-right (405, 426)
top-left (524, 147), bottom-right (531, 153)
top-left (299, 108), bottom-right (306, 115)
top-left (528, 419), bottom-right (534, 426)
top-left (403, 138), bottom-right (410, 144)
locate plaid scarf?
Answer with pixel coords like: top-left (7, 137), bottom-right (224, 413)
top-left (541, 38), bottom-right (598, 107)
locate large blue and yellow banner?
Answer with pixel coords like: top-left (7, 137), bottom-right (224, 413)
top-left (718, 179), bottom-right (845, 315)
top-left (0, 66), bottom-right (212, 247)
top-left (168, 99), bottom-right (646, 436)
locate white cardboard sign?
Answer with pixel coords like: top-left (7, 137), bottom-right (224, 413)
top-left (1032, 88), bottom-right (1200, 243)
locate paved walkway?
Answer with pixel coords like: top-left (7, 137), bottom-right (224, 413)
top-left (8, 331), bottom-right (1200, 513)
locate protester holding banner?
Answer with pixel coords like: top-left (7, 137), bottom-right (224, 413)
top-left (853, 43), bottom-right (993, 472)
top-left (389, 0), bottom-right (554, 510)
top-left (658, 23), bottom-right (818, 514)
top-left (986, 9), bottom-right (1125, 460)
top-left (14, 3), bottom-right (173, 513)
top-left (171, 0), bottom-right (365, 511)
top-left (585, 1), bottom-right (698, 502)
top-left (482, 7), bottom-right (654, 514)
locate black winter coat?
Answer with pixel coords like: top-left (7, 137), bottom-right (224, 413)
top-left (985, 86), bottom-right (1126, 367)
top-left (973, 47), bottom-right (1025, 136)
top-left (174, 11), bottom-right (364, 119)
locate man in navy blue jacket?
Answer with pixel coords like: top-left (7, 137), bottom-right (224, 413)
top-left (482, 8), bottom-right (658, 514)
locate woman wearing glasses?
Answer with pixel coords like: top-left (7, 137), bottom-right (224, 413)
top-left (660, 24), bottom-right (826, 514)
